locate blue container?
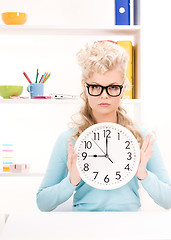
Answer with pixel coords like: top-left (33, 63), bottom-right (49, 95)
top-left (115, 0), bottom-right (130, 25)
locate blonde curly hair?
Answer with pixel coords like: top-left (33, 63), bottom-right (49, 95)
top-left (69, 40), bottom-right (143, 146)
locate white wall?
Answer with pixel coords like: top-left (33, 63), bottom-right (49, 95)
top-left (139, 0), bottom-right (171, 211)
top-left (0, 0), bottom-right (115, 27)
top-left (0, 0), bottom-right (171, 213)
top-left (141, 0), bottom-right (171, 176)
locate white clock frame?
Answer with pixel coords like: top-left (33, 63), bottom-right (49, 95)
top-left (75, 122), bottom-right (140, 190)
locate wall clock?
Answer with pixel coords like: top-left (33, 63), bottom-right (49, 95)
top-left (74, 122), bottom-right (140, 190)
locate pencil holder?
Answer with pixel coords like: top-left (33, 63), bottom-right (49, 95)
top-left (27, 83), bottom-right (44, 99)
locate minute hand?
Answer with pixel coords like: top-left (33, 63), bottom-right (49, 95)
top-left (105, 137), bottom-right (113, 163)
top-left (106, 136), bottom-right (108, 155)
top-left (91, 138), bottom-right (113, 163)
top-left (91, 138), bottom-right (105, 155)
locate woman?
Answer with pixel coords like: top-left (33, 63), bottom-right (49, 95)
top-left (37, 41), bottom-right (171, 211)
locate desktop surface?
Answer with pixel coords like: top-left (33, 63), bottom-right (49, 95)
top-left (0, 211), bottom-right (171, 240)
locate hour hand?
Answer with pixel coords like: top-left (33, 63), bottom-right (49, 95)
top-left (88, 154), bottom-right (113, 163)
top-left (88, 154), bottom-right (106, 157)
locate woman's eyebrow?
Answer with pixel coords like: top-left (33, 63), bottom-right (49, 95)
top-left (91, 82), bottom-right (119, 85)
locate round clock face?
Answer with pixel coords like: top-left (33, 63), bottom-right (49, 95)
top-left (74, 122), bottom-right (140, 190)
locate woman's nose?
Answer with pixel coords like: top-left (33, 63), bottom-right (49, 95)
top-left (100, 88), bottom-right (109, 98)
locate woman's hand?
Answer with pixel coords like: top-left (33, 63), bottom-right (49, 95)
top-left (136, 134), bottom-right (155, 180)
top-left (67, 139), bottom-right (81, 186)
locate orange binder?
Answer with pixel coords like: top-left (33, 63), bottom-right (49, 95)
top-left (117, 40), bottom-right (133, 99)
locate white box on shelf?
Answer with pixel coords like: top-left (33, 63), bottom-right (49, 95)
top-left (9, 164), bottom-right (30, 173)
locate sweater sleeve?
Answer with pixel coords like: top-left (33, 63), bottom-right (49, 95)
top-left (139, 130), bottom-right (171, 209)
top-left (36, 130), bottom-right (76, 212)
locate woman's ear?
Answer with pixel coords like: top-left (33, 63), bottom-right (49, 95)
top-left (83, 82), bottom-right (88, 97)
top-left (121, 84), bottom-right (127, 98)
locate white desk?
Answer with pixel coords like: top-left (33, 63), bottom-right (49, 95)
top-left (0, 212), bottom-right (171, 240)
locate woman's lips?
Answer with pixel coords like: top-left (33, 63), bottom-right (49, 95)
top-left (99, 103), bottom-right (110, 107)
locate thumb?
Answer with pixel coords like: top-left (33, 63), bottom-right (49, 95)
top-left (73, 152), bottom-right (78, 164)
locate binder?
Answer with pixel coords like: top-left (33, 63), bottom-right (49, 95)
top-left (115, 0), bottom-right (130, 25)
top-left (117, 41), bottom-right (133, 99)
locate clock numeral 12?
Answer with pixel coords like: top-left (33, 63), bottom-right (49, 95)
top-left (103, 130), bottom-right (111, 138)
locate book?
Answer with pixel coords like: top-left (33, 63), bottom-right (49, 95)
top-left (115, 0), bottom-right (130, 25)
top-left (117, 40), bottom-right (133, 99)
top-left (130, 0), bottom-right (134, 25)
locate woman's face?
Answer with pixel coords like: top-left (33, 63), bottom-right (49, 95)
top-left (84, 68), bottom-right (126, 122)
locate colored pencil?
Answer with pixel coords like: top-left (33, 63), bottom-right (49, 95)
top-left (39, 75), bottom-right (43, 83)
top-left (40, 72), bottom-right (46, 84)
top-left (42, 73), bottom-right (48, 83)
top-left (43, 73), bottom-right (51, 83)
top-left (35, 69), bottom-right (39, 83)
top-left (23, 72), bottom-right (32, 84)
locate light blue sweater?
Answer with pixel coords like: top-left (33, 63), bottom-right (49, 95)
top-left (36, 127), bottom-right (171, 211)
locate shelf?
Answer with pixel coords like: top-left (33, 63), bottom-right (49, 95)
top-left (0, 98), bottom-right (81, 104)
top-left (0, 172), bottom-right (44, 177)
top-left (0, 98), bottom-right (141, 104)
top-left (0, 25), bottom-right (141, 36)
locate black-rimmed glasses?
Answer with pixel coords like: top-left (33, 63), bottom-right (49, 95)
top-left (85, 83), bottom-right (124, 97)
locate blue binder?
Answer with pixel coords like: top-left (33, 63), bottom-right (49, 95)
top-left (115, 0), bottom-right (130, 25)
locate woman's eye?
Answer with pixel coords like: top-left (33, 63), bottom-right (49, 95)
top-left (110, 85), bottom-right (118, 90)
top-left (92, 85), bottom-right (100, 90)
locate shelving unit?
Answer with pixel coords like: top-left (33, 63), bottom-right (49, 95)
top-left (0, 1), bottom-right (141, 177)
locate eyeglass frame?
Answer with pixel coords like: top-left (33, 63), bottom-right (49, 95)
top-left (85, 83), bottom-right (124, 97)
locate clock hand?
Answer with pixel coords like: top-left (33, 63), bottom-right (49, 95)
top-left (88, 154), bottom-right (113, 163)
top-left (91, 138), bottom-right (113, 163)
top-left (105, 137), bottom-right (113, 163)
top-left (106, 156), bottom-right (113, 163)
top-left (91, 138), bottom-right (106, 155)
top-left (88, 154), bottom-right (106, 157)
top-left (106, 136), bottom-right (108, 155)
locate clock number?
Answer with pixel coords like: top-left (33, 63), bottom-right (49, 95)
top-left (127, 152), bottom-right (132, 160)
top-left (124, 164), bottom-right (130, 171)
top-left (93, 132), bottom-right (100, 141)
top-left (83, 163), bottom-right (89, 171)
top-left (82, 152), bottom-right (87, 160)
top-left (84, 141), bottom-right (92, 149)
top-left (125, 141), bottom-right (130, 149)
top-left (103, 130), bottom-right (111, 138)
top-left (118, 132), bottom-right (120, 140)
top-left (115, 171), bottom-right (121, 180)
top-left (104, 175), bottom-right (110, 183)
top-left (93, 172), bottom-right (99, 180)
